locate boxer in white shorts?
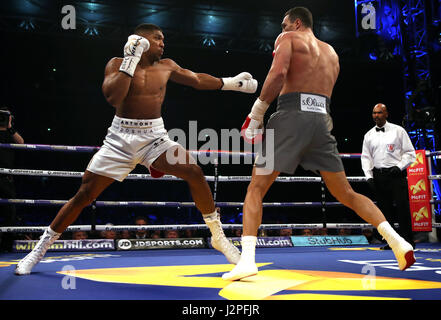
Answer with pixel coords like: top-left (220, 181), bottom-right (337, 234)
top-left (87, 116), bottom-right (180, 182)
top-left (15, 23), bottom-right (258, 275)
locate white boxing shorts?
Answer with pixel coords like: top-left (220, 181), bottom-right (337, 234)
top-left (86, 115), bottom-right (180, 181)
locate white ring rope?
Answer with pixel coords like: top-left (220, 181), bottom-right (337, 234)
top-left (2, 168), bottom-right (441, 182)
top-left (2, 222), bottom-right (438, 233)
top-left (0, 167), bottom-right (390, 183)
top-left (2, 223), bottom-right (441, 233)
top-left (1, 143), bottom-right (439, 234)
top-left (1, 142), bottom-right (441, 157)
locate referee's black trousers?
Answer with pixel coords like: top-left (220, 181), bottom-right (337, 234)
top-left (373, 168), bottom-right (415, 246)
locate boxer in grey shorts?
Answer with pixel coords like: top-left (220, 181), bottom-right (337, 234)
top-left (256, 91), bottom-right (344, 174)
top-left (224, 7), bottom-right (415, 281)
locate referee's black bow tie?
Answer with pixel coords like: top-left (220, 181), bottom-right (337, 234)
top-left (376, 127), bottom-right (385, 132)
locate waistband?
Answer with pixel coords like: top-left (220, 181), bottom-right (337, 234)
top-left (277, 92), bottom-right (331, 114)
top-left (111, 115), bottom-right (164, 134)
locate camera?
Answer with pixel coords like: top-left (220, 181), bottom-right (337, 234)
top-left (0, 109), bottom-right (11, 127)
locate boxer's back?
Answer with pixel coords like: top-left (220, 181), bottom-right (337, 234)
top-left (280, 32), bottom-right (339, 98)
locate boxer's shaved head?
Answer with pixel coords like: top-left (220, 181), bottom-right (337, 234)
top-left (284, 7), bottom-right (313, 29)
top-left (134, 23), bottom-right (162, 35)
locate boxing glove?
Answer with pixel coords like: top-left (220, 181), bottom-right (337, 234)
top-left (221, 72), bottom-right (258, 93)
top-left (241, 115), bottom-right (263, 144)
top-left (149, 166), bottom-right (165, 179)
top-left (241, 98), bottom-right (270, 144)
top-left (119, 35), bottom-right (150, 77)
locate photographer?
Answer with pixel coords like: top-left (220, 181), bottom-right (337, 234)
top-left (0, 106), bottom-right (24, 251)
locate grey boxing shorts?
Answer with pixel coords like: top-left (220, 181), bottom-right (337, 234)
top-left (255, 92), bottom-right (344, 175)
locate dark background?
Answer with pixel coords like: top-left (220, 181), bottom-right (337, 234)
top-left (0, 0), bottom-right (439, 229)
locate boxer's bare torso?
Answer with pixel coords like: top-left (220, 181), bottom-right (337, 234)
top-left (102, 29), bottom-right (222, 120)
top-left (279, 31), bottom-right (339, 98)
top-left (260, 16), bottom-right (339, 103)
top-left (106, 57), bottom-right (173, 119)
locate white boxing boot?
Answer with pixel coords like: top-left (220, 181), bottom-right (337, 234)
top-left (222, 236), bottom-right (258, 281)
top-left (204, 211), bottom-right (241, 264)
top-left (377, 221), bottom-right (415, 271)
top-left (15, 227), bottom-right (61, 275)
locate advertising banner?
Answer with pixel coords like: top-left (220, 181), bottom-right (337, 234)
top-left (208, 237), bottom-right (293, 249)
top-left (291, 236), bottom-right (369, 247)
top-left (13, 239), bottom-right (115, 252)
top-left (116, 238), bottom-right (206, 250)
top-left (407, 150), bottom-right (432, 231)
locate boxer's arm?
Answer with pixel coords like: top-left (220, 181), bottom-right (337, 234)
top-left (167, 59), bottom-right (222, 90)
top-left (102, 58), bottom-right (133, 107)
top-left (259, 35), bottom-right (292, 104)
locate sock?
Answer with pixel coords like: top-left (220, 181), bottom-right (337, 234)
top-left (202, 210), bottom-right (218, 221)
top-left (47, 226), bottom-right (61, 237)
top-left (240, 236), bottom-right (257, 264)
top-left (377, 221), bottom-right (401, 247)
top-left (203, 211), bottom-right (223, 238)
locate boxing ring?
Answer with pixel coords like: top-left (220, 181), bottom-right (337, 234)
top-left (1, 143), bottom-right (441, 301)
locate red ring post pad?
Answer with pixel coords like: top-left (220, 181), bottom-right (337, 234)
top-left (407, 149), bottom-right (433, 232)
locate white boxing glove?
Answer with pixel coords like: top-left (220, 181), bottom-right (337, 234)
top-left (119, 35), bottom-right (150, 77)
top-left (240, 98), bottom-right (270, 144)
top-left (241, 115), bottom-right (264, 144)
top-left (221, 72), bottom-right (258, 93)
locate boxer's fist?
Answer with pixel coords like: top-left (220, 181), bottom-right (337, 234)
top-left (119, 35), bottom-right (150, 77)
top-left (241, 115), bottom-right (263, 144)
top-left (221, 72), bottom-right (258, 93)
top-left (123, 35), bottom-right (150, 58)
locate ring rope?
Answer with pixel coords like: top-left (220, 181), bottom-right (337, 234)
top-left (2, 223), bottom-right (441, 233)
top-left (0, 143), bottom-right (364, 159)
top-left (2, 168), bottom-right (440, 182)
top-left (1, 143), bottom-right (439, 235)
top-left (2, 142), bottom-right (441, 157)
top-left (1, 198), bottom-right (440, 207)
top-left (0, 168), bottom-right (370, 182)
top-left (0, 199), bottom-right (347, 207)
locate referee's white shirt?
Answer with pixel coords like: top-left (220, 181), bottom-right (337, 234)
top-left (361, 121), bottom-right (416, 179)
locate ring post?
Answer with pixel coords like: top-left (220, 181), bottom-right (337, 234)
top-left (321, 178), bottom-right (327, 228)
top-left (213, 158), bottom-right (219, 206)
top-left (91, 200), bottom-right (97, 232)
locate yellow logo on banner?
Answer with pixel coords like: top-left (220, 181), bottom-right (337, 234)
top-left (413, 206), bottom-right (429, 221)
top-left (410, 152), bottom-right (424, 167)
top-left (410, 179), bottom-right (426, 195)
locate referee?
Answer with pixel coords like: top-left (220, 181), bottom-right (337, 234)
top-left (361, 103), bottom-right (416, 249)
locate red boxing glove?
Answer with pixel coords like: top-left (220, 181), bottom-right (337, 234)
top-left (149, 166), bottom-right (164, 179)
top-left (241, 115), bottom-right (263, 144)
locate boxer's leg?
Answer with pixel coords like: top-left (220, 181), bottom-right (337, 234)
top-left (320, 170), bottom-right (415, 271)
top-left (151, 146), bottom-right (240, 264)
top-left (51, 171), bottom-right (115, 232)
top-left (152, 146), bottom-right (213, 214)
top-left (222, 167), bottom-right (279, 281)
top-left (320, 170), bottom-right (386, 227)
top-left (15, 171), bottom-right (115, 275)
top-left (242, 167), bottom-right (280, 236)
